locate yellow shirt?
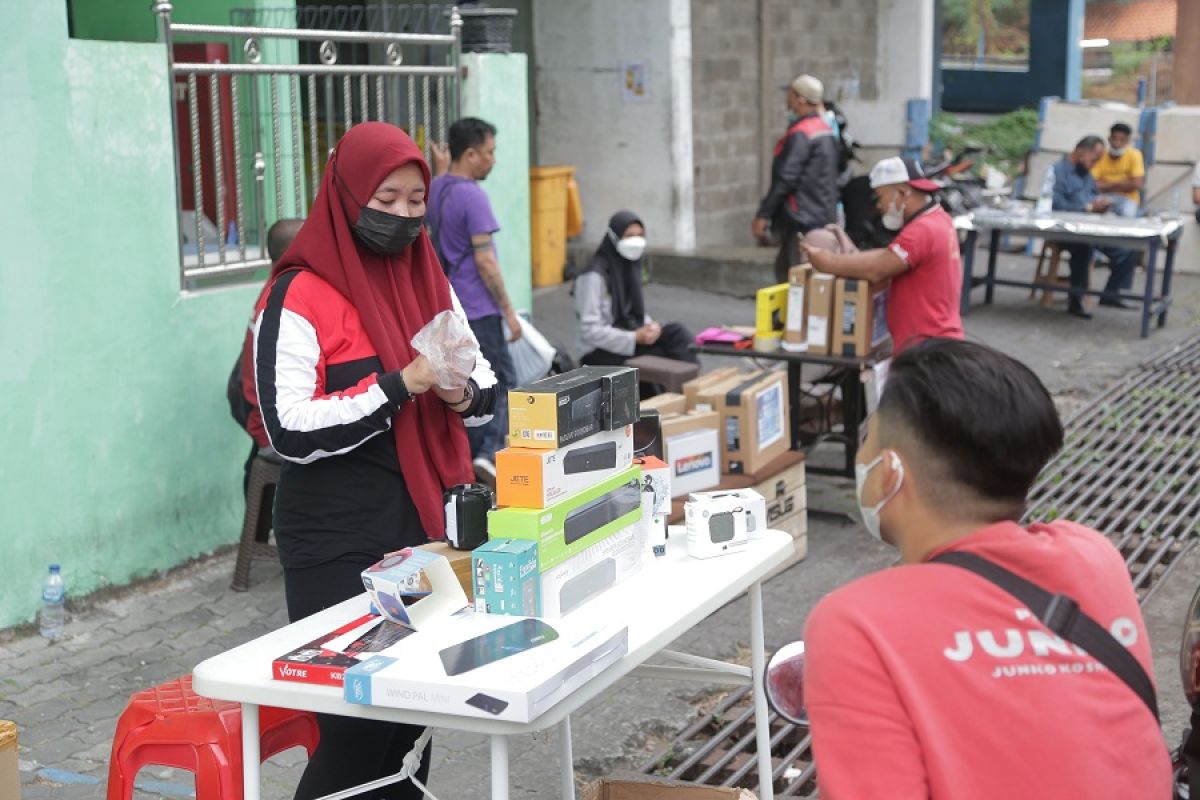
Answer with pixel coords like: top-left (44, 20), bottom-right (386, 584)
top-left (1091, 148), bottom-right (1145, 202)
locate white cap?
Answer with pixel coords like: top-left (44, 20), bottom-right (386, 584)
top-left (868, 156), bottom-right (940, 193)
top-left (789, 74), bottom-right (824, 103)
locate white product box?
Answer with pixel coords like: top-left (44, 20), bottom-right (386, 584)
top-left (360, 548), bottom-right (468, 628)
top-left (538, 520), bottom-right (647, 618)
top-left (343, 610), bottom-right (628, 723)
top-left (687, 488), bottom-right (767, 541)
top-left (684, 491), bottom-right (754, 559)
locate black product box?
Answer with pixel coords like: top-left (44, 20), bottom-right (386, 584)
top-left (508, 366), bottom-right (640, 450)
top-left (575, 365), bottom-right (640, 430)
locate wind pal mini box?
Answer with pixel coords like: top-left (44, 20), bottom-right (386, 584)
top-left (495, 425), bottom-right (634, 508)
top-left (487, 466), bottom-right (643, 571)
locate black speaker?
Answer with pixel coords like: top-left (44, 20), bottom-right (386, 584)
top-left (563, 479), bottom-right (642, 545)
top-left (563, 441), bottom-right (618, 475)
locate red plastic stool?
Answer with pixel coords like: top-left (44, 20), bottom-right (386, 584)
top-left (106, 675), bottom-right (319, 800)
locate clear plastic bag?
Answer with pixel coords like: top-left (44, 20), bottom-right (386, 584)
top-left (411, 310), bottom-right (480, 390)
top-left (504, 314), bottom-right (556, 385)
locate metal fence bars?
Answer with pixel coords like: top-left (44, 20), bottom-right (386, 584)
top-left (154, 1), bottom-right (462, 284)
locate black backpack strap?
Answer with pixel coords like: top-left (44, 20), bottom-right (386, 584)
top-left (931, 550), bottom-right (1159, 722)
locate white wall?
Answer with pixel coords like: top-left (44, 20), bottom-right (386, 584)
top-left (841, 0), bottom-right (935, 150)
top-left (533, 0), bottom-right (690, 248)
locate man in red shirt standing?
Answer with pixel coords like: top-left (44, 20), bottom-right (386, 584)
top-left (803, 157), bottom-right (963, 352)
top-left (802, 338), bottom-right (1171, 799)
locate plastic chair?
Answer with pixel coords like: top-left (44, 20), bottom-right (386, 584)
top-left (231, 453), bottom-right (281, 592)
top-left (106, 675), bottom-right (318, 800)
top-left (1031, 242), bottom-right (1092, 308)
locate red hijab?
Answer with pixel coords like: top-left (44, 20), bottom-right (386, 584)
top-left (274, 122), bottom-right (472, 539)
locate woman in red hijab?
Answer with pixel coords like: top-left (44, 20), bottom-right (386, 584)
top-left (253, 122), bottom-right (496, 798)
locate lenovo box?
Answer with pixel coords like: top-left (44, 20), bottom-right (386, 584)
top-left (640, 392), bottom-right (687, 416)
top-left (472, 538), bottom-right (540, 616)
top-left (344, 610), bottom-right (628, 723)
top-left (539, 520), bottom-right (646, 617)
top-left (698, 371), bottom-right (790, 475)
top-left (806, 273), bottom-right (835, 355)
top-left (508, 366), bottom-right (638, 450)
top-left (783, 264), bottom-right (811, 352)
top-left (832, 278), bottom-right (890, 357)
top-left (496, 424), bottom-right (635, 508)
top-left (487, 466), bottom-right (643, 571)
top-left (661, 411), bottom-right (722, 497)
top-left (682, 367), bottom-right (739, 410)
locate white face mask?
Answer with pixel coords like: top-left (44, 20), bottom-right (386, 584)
top-left (855, 452), bottom-right (904, 542)
top-left (615, 234), bottom-right (647, 262)
top-left (1109, 146), bottom-right (1126, 157)
top-left (881, 192), bottom-right (907, 231)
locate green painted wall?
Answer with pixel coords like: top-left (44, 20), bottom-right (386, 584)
top-left (70, 0), bottom-right (261, 42)
top-left (461, 52), bottom-right (533, 315)
top-left (0, 2), bottom-right (260, 627)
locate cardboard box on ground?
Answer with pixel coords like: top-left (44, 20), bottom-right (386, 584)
top-left (582, 773), bottom-right (757, 799)
top-left (1, 721), bottom-right (18, 800)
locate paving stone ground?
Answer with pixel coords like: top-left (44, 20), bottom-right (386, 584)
top-left (5, 249), bottom-right (1199, 798)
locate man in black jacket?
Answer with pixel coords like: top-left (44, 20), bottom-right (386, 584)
top-left (753, 74), bottom-right (840, 283)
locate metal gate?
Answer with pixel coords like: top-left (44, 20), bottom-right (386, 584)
top-left (154, 1), bottom-right (463, 286)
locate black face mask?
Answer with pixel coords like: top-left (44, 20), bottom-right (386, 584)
top-left (1074, 162), bottom-right (1091, 177)
top-left (353, 207), bottom-right (424, 255)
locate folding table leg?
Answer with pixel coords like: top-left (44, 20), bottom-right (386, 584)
top-left (242, 702), bottom-right (262, 800)
top-left (749, 582), bottom-right (775, 800)
top-left (559, 716), bottom-right (576, 800)
top-left (491, 734), bottom-right (510, 800)
top-left (959, 230), bottom-right (978, 315)
top-left (1160, 240), bottom-right (1177, 328)
top-left (1142, 241), bottom-right (1159, 339)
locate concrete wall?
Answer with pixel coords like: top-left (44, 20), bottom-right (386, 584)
top-left (462, 52), bottom-right (534, 314)
top-left (532, 0), bottom-right (682, 248)
top-left (689, 0), bottom-right (886, 247)
top-left (0, 3), bottom-right (261, 627)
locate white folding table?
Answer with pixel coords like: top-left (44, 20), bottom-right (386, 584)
top-left (192, 529), bottom-right (794, 800)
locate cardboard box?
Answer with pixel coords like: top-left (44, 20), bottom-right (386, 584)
top-left (496, 424), bottom-right (635, 508)
top-left (698, 371), bottom-right (790, 475)
top-left (783, 264), bottom-right (811, 351)
top-left (583, 775), bottom-right (757, 800)
top-left (640, 392), bottom-right (687, 416)
top-left (1, 721), bottom-right (18, 800)
top-left (487, 466), bottom-right (643, 571)
top-left (832, 278), bottom-right (890, 357)
top-left (538, 520), bottom-right (646, 617)
top-left (343, 610), bottom-right (628, 723)
top-left (417, 541), bottom-right (474, 601)
top-left (682, 367), bottom-right (739, 410)
top-left (472, 539), bottom-right (540, 616)
top-left (806, 273), bottom-right (835, 355)
top-left (508, 366), bottom-right (637, 450)
top-left (661, 411), bottom-right (722, 497)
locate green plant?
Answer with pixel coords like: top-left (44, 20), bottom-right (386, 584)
top-left (931, 108), bottom-right (1039, 178)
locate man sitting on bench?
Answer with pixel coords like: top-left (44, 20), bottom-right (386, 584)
top-left (1050, 136), bottom-right (1140, 319)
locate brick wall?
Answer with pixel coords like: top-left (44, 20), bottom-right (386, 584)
top-left (690, 0), bottom-right (879, 247)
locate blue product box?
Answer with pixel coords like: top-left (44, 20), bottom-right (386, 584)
top-left (472, 539), bottom-right (540, 617)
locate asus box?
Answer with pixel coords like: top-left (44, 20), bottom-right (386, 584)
top-left (487, 465), bottom-right (643, 571)
top-left (343, 610), bottom-right (628, 723)
top-left (495, 424), bottom-right (635, 508)
top-left (508, 366), bottom-right (639, 450)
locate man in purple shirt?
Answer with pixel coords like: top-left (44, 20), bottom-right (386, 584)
top-left (428, 117), bottom-right (521, 484)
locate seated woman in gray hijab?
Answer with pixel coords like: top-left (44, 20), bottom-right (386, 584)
top-left (573, 210), bottom-right (698, 367)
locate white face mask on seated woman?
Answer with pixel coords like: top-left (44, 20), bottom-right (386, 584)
top-left (609, 229), bottom-right (647, 262)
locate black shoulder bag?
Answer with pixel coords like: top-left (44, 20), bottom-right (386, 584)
top-left (930, 550), bottom-right (1159, 722)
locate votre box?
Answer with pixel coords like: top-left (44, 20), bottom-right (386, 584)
top-left (508, 366), bottom-right (639, 450)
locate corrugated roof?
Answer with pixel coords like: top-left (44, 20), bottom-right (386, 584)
top-left (1085, 0), bottom-right (1177, 43)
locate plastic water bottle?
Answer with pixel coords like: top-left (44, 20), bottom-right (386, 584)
top-left (1035, 167), bottom-right (1055, 216)
top-left (39, 564), bottom-right (65, 640)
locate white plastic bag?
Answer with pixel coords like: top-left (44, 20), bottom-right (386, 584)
top-left (504, 314), bottom-right (556, 385)
top-left (411, 310), bottom-right (480, 390)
